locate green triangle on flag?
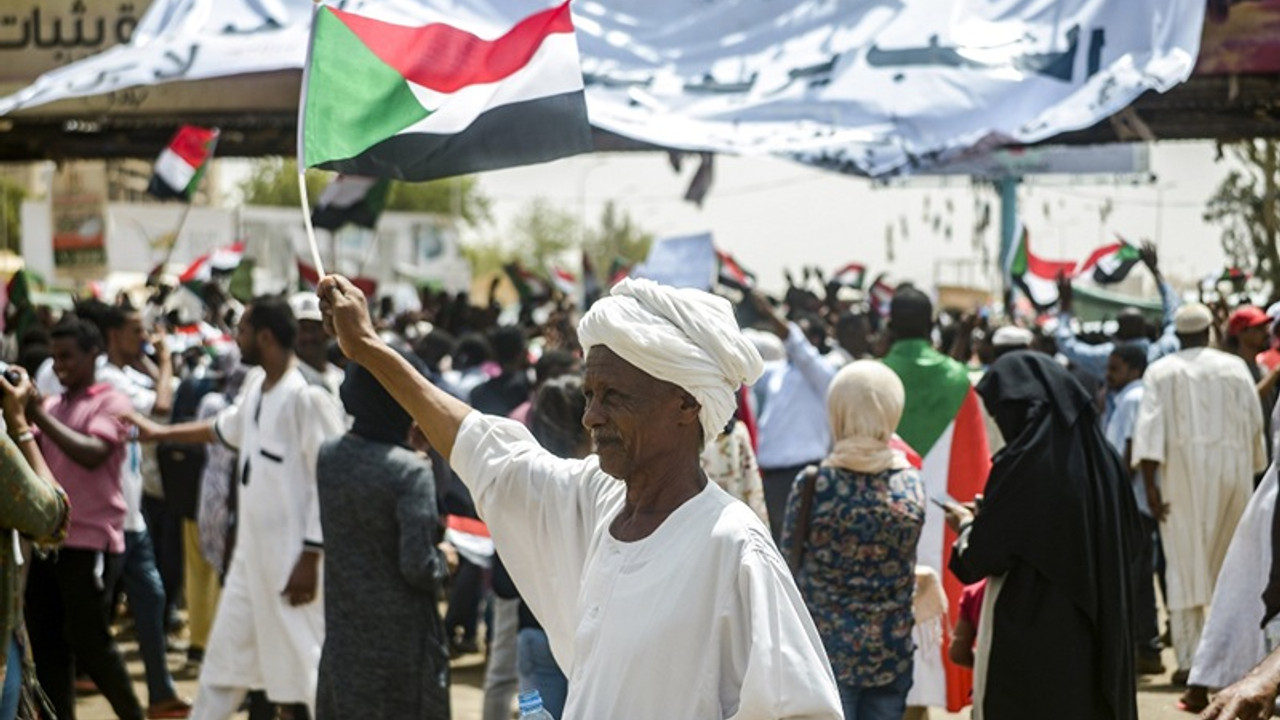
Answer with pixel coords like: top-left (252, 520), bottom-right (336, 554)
top-left (303, 7), bottom-right (433, 169)
top-left (298, 2), bottom-right (591, 182)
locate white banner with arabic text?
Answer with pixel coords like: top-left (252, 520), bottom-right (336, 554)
top-left (0, 0), bottom-right (1206, 176)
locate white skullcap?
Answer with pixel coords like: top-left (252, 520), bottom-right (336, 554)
top-left (1174, 303), bottom-right (1214, 334)
top-left (289, 292), bottom-right (323, 322)
top-left (578, 278), bottom-right (764, 446)
top-left (991, 326), bottom-right (1034, 348)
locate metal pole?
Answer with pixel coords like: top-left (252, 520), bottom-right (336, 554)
top-left (996, 175), bottom-right (1021, 293)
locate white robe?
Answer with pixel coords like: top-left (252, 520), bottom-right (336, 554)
top-left (1188, 462), bottom-right (1276, 688)
top-left (451, 412), bottom-right (842, 720)
top-left (1132, 347), bottom-right (1267, 612)
top-left (200, 367), bottom-right (345, 707)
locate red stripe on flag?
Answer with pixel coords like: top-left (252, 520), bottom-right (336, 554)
top-left (1077, 242), bottom-right (1123, 274)
top-left (331, 2), bottom-right (574, 95)
top-left (446, 515), bottom-right (490, 537)
top-left (1023, 248), bottom-right (1077, 280)
top-left (716, 249), bottom-right (750, 285)
top-left (941, 388), bottom-right (992, 712)
top-left (169, 125), bottom-right (217, 168)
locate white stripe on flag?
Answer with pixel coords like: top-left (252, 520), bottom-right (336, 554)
top-left (911, 420), bottom-right (955, 709)
top-left (318, 175), bottom-right (379, 210)
top-left (403, 32), bottom-right (584, 136)
top-left (153, 148), bottom-right (197, 194)
top-left (1020, 272), bottom-right (1059, 307)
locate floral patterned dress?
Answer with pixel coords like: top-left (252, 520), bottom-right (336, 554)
top-left (700, 420), bottom-right (769, 526)
top-left (782, 465), bottom-right (925, 688)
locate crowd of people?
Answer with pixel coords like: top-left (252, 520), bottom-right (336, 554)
top-left (0, 239), bottom-right (1278, 720)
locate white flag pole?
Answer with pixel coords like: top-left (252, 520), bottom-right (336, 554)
top-left (298, 1), bottom-right (326, 278)
top-left (298, 170), bottom-right (326, 277)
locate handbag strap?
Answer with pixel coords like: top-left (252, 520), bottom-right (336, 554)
top-left (787, 465), bottom-right (821, 575)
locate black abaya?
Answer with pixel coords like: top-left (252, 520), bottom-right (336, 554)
top-left (949, 351), bottom-right (1143, 720)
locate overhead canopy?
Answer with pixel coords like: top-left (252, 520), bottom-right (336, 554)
top-left (1072, 284), bottom-right (1164, 324)
top-left (0, 0), bottom-right (1270, 171)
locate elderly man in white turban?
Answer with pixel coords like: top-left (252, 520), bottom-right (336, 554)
top-left (318, 275), bottom-right (842, 720)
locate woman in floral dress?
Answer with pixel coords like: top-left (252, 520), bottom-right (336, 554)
top-left (782, 360), bottom-right (925, 720)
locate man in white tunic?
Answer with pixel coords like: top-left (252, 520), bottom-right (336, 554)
top-left (137, 296), bottom-right (346, 720)
top-left (1133, 303), bottom-right (1267, 688)
top-left (319, 274), bottom-right (842, 720)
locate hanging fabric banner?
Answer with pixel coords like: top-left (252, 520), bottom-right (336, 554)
top-left (0, 0), bottom-right (1206, 177)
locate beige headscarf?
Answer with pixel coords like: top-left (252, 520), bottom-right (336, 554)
top-left (577, 278), bottom-right (764, 446)
top-left (824, 360), bottom-right (911, 473)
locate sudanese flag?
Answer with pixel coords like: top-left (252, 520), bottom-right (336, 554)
top-left (300, 2), bottom-right (592, 182)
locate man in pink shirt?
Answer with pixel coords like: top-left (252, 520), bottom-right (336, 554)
top-left (22, 318), bottom-right (145, 720)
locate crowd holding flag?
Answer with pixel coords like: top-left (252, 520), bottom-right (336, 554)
top-left (831, 262), bottom-right (867, 290)
top-left (147, 125), bottom-right (220, 202)
top-left (715, 248), bottom-right (757, 291)
top-left (1006, 227), bottom-right (1155, 311)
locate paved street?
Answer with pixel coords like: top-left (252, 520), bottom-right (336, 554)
top-left (75, 629), bottom-right (1194, 720)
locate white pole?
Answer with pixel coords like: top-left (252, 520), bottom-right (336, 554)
top-left (298, 169), bottom-right (326, 277)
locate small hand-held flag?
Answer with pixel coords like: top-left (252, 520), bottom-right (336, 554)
top-left (297, 0), bottom-right (593, 275)
top-left (148, 125), bottom-right (219, 202)
top-left (146, 125), bottom-right (219, 282)
top-left (311, 175), bottom-right (391, 231)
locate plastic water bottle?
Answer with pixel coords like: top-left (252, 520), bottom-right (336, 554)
top-left (517, 689), bottom-right (555, 719)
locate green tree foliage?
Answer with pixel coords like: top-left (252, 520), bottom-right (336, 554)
top-left (461, 199), bottom-right (654, 280)
top-left (238, 157), bottom-right (492, 227)
top-left (583, 200), bottom-right (654, 281)
top-left (1205, 139), bottom-right (1280, 303)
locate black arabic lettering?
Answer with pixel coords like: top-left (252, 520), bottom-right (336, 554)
top-left (0, 14), bottom-right (29, 49)
top-left (866, 24), bottom-right (1081, 82)
top-left (683, 71), bottom-right (758, 94)
top-left (31, 7), bottom-right (62, 48)
top-left (115, 4), bottom-right (137, 44)
top-left (766, 54), bottom-right (841, 95)
top-left (1086, 29), bottom-right (1105, 79)
top-left (582, 70), bottom-right (653, 89)
top-left (153, 44), bottom-right (198, 80)
top-left (221, 1), bottom-right (286, 36)
top-left (106, 86), bottom-right (148, 108)
top-left (65, 61), bottom-right (137, 92)
top-left (26, 5), bottom-right (110, 49)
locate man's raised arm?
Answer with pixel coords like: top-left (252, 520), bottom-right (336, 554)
top-left (319, 275), bottom-right (472, 460)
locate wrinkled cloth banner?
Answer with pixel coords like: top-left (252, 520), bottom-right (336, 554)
top-left (0, 0), bottom-right (1204, 176)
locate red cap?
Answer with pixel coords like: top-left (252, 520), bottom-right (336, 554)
top-left (1228, 306), bottom-right (1270, 336)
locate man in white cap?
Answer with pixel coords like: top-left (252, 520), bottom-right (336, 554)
top-left (319, 274), bottom-right (842, 719)
top-left (990, 325), bottom-right (1034, 359)
top-left (290, 292), bottom-right (344, 396)
top-left (1133, 302), bottom-right (1267, 694)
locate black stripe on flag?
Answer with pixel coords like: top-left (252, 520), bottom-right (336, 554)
top-left (315, 91), bottom-right (593, 182)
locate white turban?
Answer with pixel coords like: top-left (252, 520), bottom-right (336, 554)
top-left (577, 278), bottom-right (764, 446)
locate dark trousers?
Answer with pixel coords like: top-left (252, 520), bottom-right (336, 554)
top-left (444, 557), bottom-right (484, 644)
top-left (143, 494), bottom-right (185, 627)
top-left (1135, 515), bottom-right (1162, 656)
top-left (761, 464), bottom-right (811, 548)
top-left (26, 548), bottom-right (144, 720)
top-left (247, 691), bottom-right (310, 720)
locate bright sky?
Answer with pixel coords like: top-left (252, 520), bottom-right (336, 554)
top-left (465, 140), bottom-right (1231, 295)
top-left (222, 139), bottom-right (1234, 296)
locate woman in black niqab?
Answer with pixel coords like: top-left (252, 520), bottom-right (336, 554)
top-left (949, 351), bottom-right (1143, 720)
